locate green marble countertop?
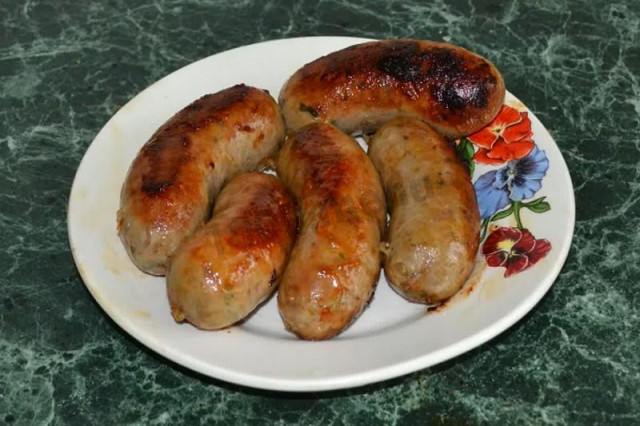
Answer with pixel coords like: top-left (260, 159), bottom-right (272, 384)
top-left (1, 0), bottom-right (638, 424)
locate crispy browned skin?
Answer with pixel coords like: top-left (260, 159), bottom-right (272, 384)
top-left (279, 39), bottom-right (505, 138)
top-left (369, 117), bottom-right (480, 303)
top-left (166, 173), bottom-right (297, 330)
top-left (276, 123), bottom-right (386, 340)
top-left (118, 85), bottom-right (285, 275)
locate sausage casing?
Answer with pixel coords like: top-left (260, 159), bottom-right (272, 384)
top-left (368, 117), bottom-right (480, 303)
top-left (167, 172), bottom-right (297, 330)
top-left (118, 85), bottom-right (284, 275)
top-left (279, 39), bottom-right (504, 138)
top-left (276, 123), bottom-right (386, 340)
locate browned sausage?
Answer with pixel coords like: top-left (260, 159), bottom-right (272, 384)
top-left (279, 39), bottom-right (504, 138)
top-left (166, 172), bottom-right (297, 330)
top-left (118, 85), bottom-right (284, 275)
top-left (368, 117), bottom-right (480, 303)
top-left (276, 123), bottom-right (386, 340)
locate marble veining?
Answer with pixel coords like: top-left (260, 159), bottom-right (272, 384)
top-left (1, 0), bottom-right (638, 424)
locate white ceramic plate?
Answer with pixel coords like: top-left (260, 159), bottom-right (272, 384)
top-left (68, 37), bottom-right (575, 392)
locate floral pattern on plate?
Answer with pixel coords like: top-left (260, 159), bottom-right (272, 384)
top-left (457, 104), bottom-right (552, 278)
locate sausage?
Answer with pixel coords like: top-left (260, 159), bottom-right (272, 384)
top-left (166, 172), bottom-right (297, 330)
top-left (279, 39), bottom-right (505, 138)
top-left (276, 123), bottom-right (386, 340)
top-left (117, 84), bottom-right (285, 275)
top-left (368, 117), bottom-right (480, 304)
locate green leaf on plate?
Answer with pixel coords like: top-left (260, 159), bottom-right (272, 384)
top-left (523, 197), bottom-right (551, 214)
top-left (456, 138), bottom-right (475, 175)
top-left (490, 204), bottom-right (514, 221)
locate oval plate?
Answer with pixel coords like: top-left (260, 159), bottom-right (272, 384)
top-left (68, 37), bottom-right (575, 392)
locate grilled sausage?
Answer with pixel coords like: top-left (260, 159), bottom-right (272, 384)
top-left (118, 85), bottom-right (285, 275)
top-left (369, 117), bottom-right (480, 303)
top-left (279, 39), bottom-right (504, 138)
top-left (167, 172), bottom-right (297, 330)
top-left (276, 123), bottom-right (386, 340)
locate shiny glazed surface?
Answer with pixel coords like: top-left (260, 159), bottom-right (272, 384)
top-left (276, 123), bottom-right (386, 340)
top-left (369, 117), bottom-right (480, 303)
top-left (279, 39), bottom-right (505, 138)
top-left (118, 85), bottom-right (285, 275)
top-left (167, 172), bottom-right (297, 330)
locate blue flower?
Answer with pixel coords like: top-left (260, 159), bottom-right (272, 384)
top-left (474, 170), bottom-right (509, 219)
top-left (474, 145), bottom-right (549, 219)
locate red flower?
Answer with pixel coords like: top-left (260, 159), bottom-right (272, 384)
top-left (482, 227), bottom-right (551, 277)
top-left (468, 105), bottom-right (535, 165)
